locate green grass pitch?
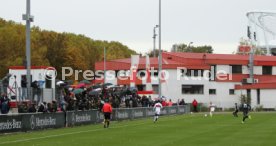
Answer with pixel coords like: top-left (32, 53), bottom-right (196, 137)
top-left (1, 113), bottom-right (276, 146)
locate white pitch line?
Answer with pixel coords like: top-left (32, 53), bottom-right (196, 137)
top-left (0, 122), bottom-right (148, 145)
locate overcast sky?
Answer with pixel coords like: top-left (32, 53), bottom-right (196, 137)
top-left (0, 0), bottom-right (275, 54)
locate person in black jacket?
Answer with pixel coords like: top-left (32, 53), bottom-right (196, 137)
top-left (233, 103), bottom-right (239, 117)
top-left (21, 76), bottom-right (27, 101)
top-left (28, 103), bottom-right (37, 113)
top-left (241, 101), bottom-right (251, 124)
top-left (0, 93), bottom-right (10, 114)
top-left (179, 99), bottom-right (186, 105)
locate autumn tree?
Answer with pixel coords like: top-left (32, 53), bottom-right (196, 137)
top-left (0, 18), bottom-right (137, 80)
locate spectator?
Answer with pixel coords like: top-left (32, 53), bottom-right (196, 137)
top-left (192, 99), bottom-right (198, 112)
top-left (0, 93), bottom-right (10, 114)
top-left (132, 97), bottom-right (138, 108)
top-left (28, 103), bottom-right (37, 113)
top-left (179, 99), bottom-right (186, 105)
top-left (21, 76), bottom-right (27, 101)
top-left (141, 95), bottom-right (148, 107)
top-left (167, 99), bottom-right (173, 107)
top-left (148, 96), bottom-right (154, 107)
top-left (31, 81), bottom-right (39, 101)
top-left (52, 101), bottom-right (58, 112)
top-left (47, 102), bottom-right (53, 113)
top-left (18, 102), bottom-right (29, 113)
top-left (38, 102), bottom-right (47, 113)
top-left (161, 99), bottom-right (167, 107)
top-left (125, 95), bottom-right (130, 108)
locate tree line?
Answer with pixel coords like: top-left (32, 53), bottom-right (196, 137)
top-left (0, 18), bottom-right (136, 80)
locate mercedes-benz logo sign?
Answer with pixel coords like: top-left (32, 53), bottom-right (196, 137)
top-left (30, 115), bottom-right (35, 130)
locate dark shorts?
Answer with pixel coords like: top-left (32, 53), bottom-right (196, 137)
top-left (243, 111), bottom-right (248, 116)
top-left (104, 112), bottom-right (111, 120)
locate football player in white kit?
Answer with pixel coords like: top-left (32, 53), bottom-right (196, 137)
top-left (209, 102), bottom-right (216, 117)
top-left (153, 101), bottom-right (163, 123)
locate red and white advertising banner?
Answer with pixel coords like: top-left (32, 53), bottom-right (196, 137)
top-left (130, 55), bottom-right (140, 87)
top-left (145, 55), bottom-right (153, 91)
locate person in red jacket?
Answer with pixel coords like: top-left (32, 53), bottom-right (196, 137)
top-left (102, 100), bottom-right (113, 128)
top-left (161, 99), bottom-right (167, 107)
top-left (192, 99), bottom-right (198, 112)
top-left (167, 99), bottom-right (173, 107)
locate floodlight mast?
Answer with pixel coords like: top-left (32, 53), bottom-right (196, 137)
top-left (23, 0), bottom-right (34, 100)
top-left (158, 0), bottom-right (162, 98)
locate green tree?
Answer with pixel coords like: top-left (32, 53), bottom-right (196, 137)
top-left (171, 43), bottom-right (213, 53)
top-left (147, 49), bottom-right (166, 57)
top-left (0, 18), bottom-right (137, 79)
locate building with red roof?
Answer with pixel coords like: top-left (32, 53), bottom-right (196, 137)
top-left (95, 52), bottom-right (276, 109)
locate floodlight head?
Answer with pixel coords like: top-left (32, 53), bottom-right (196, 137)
top-left (246, 11), bottom-right (276, 55)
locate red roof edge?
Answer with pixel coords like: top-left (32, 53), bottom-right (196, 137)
top-left (137, 91), bottom-right (154, 95)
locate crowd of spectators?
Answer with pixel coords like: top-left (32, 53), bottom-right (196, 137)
top-left (1, 82), bottom-right (187, 114)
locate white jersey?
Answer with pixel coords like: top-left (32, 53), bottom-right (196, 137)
top-left (210, 103), bottom-right (216, 112)
top-left (154, 102), bottom-right (163, 114)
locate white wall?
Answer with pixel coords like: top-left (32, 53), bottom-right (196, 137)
top-left (217, 65), bottom-right (230, 74)
top-left (105, 70), bottom-right (117, 85)
top-left (250, 89), bottom-right (257, 108)
top-left (160, 69), bottom-right (241, 108)
top-left (208, 82), bottom-right (240, 108)
top-left (253, 66), bottom-right (262, 75)
top-left (8, 69), bottom-right (56, 89)
top-left (242, 65), bottom-right (249, 74)
top-left (260, 90), bottom-right (276, 109)
top-left (109, 67), bottom-right (276, 109)
top-left (8, 68), bottom-right (56, 101)
top-left (161, 69), bottom-right (209, 103)
top-left (272, 66), bottom-right (276, 75)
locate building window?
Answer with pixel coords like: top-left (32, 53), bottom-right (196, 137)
top-left (229, 89), bottom-right (235, 95)
top-left (137, 70), bottom-right (146, 78)
top-left (151, 70), bottom-right (159, 77)
top-left (181, 69), bottom-right (203, 77)
top-left (136, 85), bottom-right (146, 91)
top-left (209, 89), bottom-right (216, 95)
top-left (194, 70), bottom-right (204, 77)
top-left (257, 89), bottom-right (260, 105)
top-left (262, 66), bottom-right (272, 75)
top-left (182, 85), bottom-right (204, 94)
top-left (230, 65), bottom-right (242, 74)
top-left (209, 65), bottom-right (216, 81)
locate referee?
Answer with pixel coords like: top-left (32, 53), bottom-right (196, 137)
top-left (102, 99), bottom-right (113, 128)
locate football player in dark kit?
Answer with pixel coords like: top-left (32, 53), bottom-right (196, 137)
top-left (241, 101), bottom-right (251, 124)
top-left (233, 103), bottom-right (239, 117)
